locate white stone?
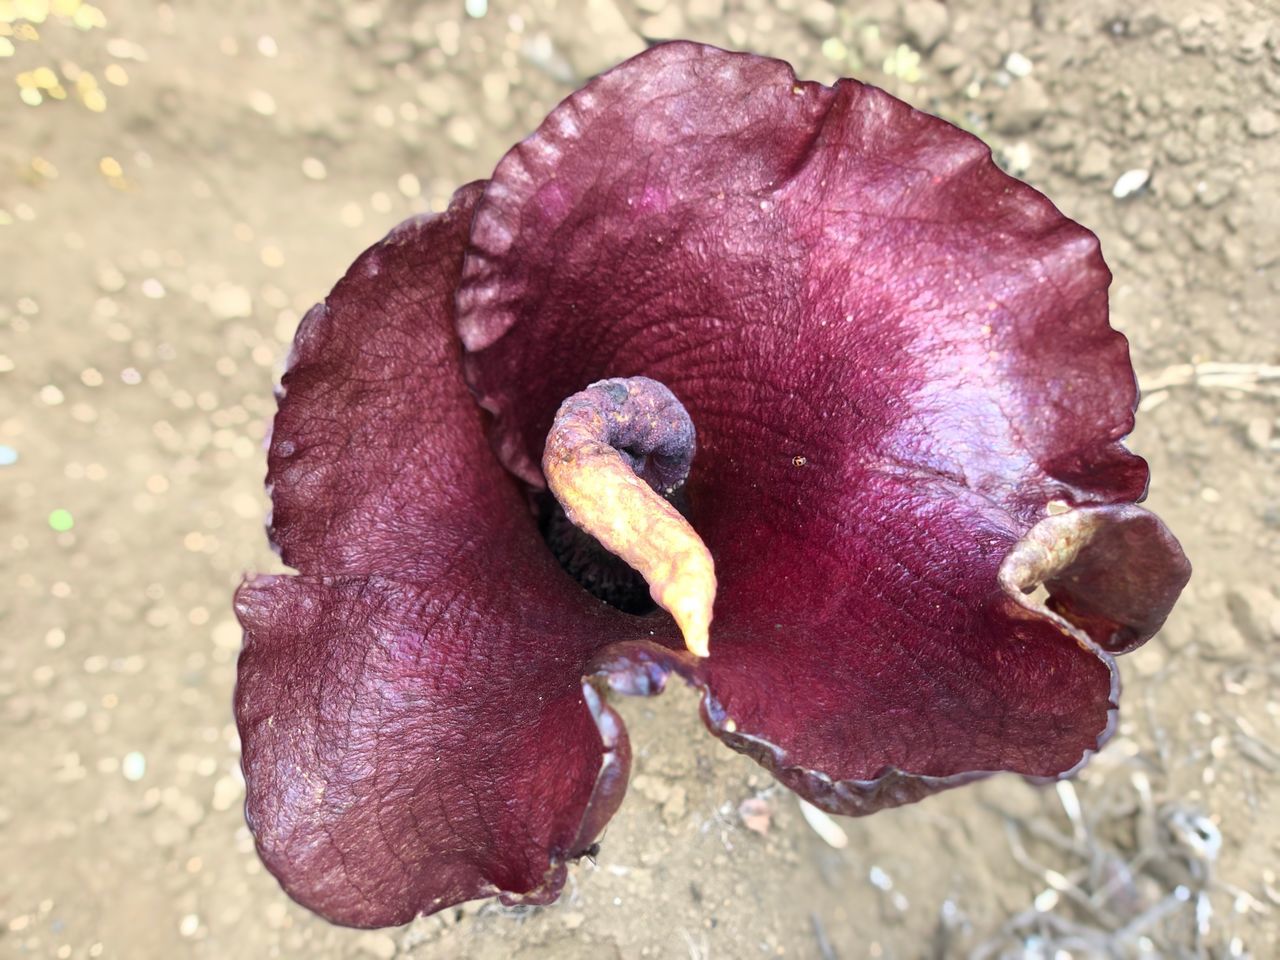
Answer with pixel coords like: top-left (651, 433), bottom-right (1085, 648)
top-left (1005, 51), bottom-right (1033, 77)
top-left (1112, 168), bottom-right (1150, 199)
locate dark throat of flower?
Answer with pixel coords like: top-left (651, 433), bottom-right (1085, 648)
top-left (541, 376), bottom-right (717, 657)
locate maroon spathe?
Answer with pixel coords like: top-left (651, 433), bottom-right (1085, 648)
top-left (235, 43), bottom-right (1190, 928)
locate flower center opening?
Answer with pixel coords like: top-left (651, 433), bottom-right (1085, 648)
top-left (541, 377), bottom-right (717, 657)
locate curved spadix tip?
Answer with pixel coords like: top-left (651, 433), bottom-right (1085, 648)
top-left (542, 377), bottom-right (717, 658)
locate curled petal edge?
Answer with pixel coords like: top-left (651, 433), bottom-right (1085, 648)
top-left (586, 639), bottom-right (1103, 817)
top-left (585, 504), bottom-right (1189, 816)
top-left (999, 503), bottom-right (1192, 655)
top-left (492, 683), bottom-right (633, 910)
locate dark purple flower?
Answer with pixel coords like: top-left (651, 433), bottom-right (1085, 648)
top-left (235, 42), bottom-right (1190, 928)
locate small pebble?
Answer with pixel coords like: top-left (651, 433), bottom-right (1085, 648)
top-left (738, 796), bottom-right (773, 835)
top-left (1112, 168), bottom-right (1150, 199)
top-left (121, 752), bottom-right (146, 782)
top-left (1236, 24), bottom-right (1268, 61)
top-left (1195, 172), bottom-right (1234, 207)
top-left (800, 0), bottom-right (836, 35)
top-left (1245, 108), bottom-right (1277, 138)
top-left (247, 90), bottom-right (276, 116)
top-left (930, 41), bottom-right (964, 72)
top-left (1226, 586), bottom-right (1280, 644)
top-left (1004, 51), bottom-right (1033, 77)
top-left (1001, 141), bottom-right (1033, 176)
top-left (1076, 140), bottom-right (1112, 179)
top-left (661, 785), bottom-right (687, 825)
top-left (1162, 178), bottom-right (1194, 208)
top-left (1245, 417), bottom-right (1272, 450)
top-left (1202, 623), bottom-right (1247, 659)
top-left (992, 77), bottom-right (1049, 134)
top-left (356, 931), bottom-right (398, 959)
top-left (901, 1), bottom-right (950, 51)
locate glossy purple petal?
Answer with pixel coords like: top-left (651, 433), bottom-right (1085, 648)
top-left (456, 43), bottom-right (1189, 808)
top-left (457, 42), bottom-right (1148, 515)
top-left (266, 185), bottom-right (518, 580)
top-left (236, 187), bottom-right (646, 926)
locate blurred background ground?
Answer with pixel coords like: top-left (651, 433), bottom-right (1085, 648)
top-left (2, 0), bottom-right (1278, 957)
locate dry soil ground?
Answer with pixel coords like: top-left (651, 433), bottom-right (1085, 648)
top-left (2, 1), bottom-right (1278, 958)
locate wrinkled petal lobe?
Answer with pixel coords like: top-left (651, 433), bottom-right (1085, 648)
top-left (237, 187), bottom-right (649, 927)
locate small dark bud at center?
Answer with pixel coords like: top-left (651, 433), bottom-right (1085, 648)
top-left (542, 498), bottom-right (656, 613)
top-left (541, 485), bottom-right (694, 614)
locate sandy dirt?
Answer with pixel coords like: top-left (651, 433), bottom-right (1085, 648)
top-left (3, 0), bottom-right (1278, 957)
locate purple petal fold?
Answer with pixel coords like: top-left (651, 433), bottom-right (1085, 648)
top-left (237, 186), bottom-right (645, 926)
top-left (236, 574), bottom-right (630, 927)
